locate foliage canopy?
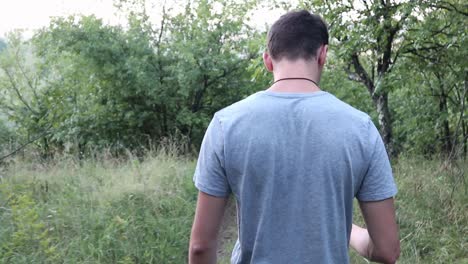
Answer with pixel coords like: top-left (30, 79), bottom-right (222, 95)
top-left (0, 0), bottom-right (466, 159)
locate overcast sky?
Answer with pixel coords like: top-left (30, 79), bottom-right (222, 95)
top-left (0, 0), bottom-right (123, 38)
top-left (0, 0), bottom-right (285, 39)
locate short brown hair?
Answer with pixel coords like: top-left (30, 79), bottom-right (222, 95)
top-left (267, 10), bottom-right (329, 61)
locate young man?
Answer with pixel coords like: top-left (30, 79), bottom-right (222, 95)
top-left (189, 10), bottom-right (400, 264)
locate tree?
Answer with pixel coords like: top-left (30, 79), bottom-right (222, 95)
top-left (300, 0), bottom-right (420, 155)
top-left (24, 0), bottom-right (261, 153)
top-left (166, 0), bottom-right (260, 147)
top-left (33, 15), bottom-right (167, 152)
top-left (0, 31), bottom-right (52, 157)
top-left (0, 39), bottom-right (6, 52)
top-left (401, 0), bottom-right (467, 157)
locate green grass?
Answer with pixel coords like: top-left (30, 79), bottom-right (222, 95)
top-left (348, 156), bottom-right (468, 264)
top-left (0, 151), bottom-right (466, 263)
top-left (0, 149), bottom-right (198, 263)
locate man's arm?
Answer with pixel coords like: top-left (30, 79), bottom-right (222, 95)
top-left (189, 191), bottom-right (228, 264)
top-left (350, 198), bottom-right (400, 264)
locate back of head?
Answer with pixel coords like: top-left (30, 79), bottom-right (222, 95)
top-left (267, 10), bottom-right (329, 61)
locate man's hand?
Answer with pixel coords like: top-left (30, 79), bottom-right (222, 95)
top-left (350, 224), bottom-right (373, 258)
top-left (189, 191), bottom-right (228, 264)
top-left (351, 198), bottom-right (400, 264)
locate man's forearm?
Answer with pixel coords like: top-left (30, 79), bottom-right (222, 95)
top-left (189, 192), bottom-right (228, 264)
top-left (350, 224), bottom-right (398, 264)
top-left (188, 242), bottom-right (217, 264)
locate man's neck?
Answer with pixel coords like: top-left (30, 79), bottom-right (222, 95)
top-left (267, 80), bottom-right (321, 93)
top-left (268, 60), bottom-right (322, 93)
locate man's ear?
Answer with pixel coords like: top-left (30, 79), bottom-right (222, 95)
top-left (263, 52), bottom-right (274, 72)
top-left (318, 45), bottom-right (328, 67)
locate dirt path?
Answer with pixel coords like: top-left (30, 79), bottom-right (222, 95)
top-left (217, 198), bottom-right (238, 262)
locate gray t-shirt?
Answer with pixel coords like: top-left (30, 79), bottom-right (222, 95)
top-left (194, 90), bottom-right (397, 264)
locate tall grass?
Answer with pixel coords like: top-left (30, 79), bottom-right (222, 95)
top-left (0, 149), bottom-right (466, 263)
top-left (0, 147), bottom-right (197, 263)
top-left (349, 156), bottom-right (467, 263)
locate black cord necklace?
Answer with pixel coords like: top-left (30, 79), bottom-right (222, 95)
top-left (273, 77), bottom-right (320, 88)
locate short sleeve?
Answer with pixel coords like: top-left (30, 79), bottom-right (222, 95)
top-left (356, 119), bottom-right (398, 202)
top-left (193, 114), bottom-right (231, 197)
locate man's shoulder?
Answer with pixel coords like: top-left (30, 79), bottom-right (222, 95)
top-left (215, 91), bottom-right (263, 120)
top-left (327, 94), bottom-right (371, 124)
top-left (213, 90), bottom-right (372, 129)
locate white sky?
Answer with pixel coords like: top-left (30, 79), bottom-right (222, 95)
top-left (0, 0), bottom-right (124, 38)
top-left (0, 0), bottom-right (285, 39)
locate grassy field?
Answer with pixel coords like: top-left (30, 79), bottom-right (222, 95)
top-left (0, 150), bottom-right (466, 263)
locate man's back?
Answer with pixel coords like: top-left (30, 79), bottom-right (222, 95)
top-left (194, 90), bottom-right (397, 263)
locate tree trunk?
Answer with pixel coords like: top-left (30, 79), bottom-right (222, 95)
top-left (438, 92), bottom-right (452, 155)
top-left (373, 93), bottom-right (393, 155)
top-left (463, 119), bottom-right (467, 159)
top-left (350, 53), bottom-right (395, 155)
top-left (41, 136), bottom-right (50, 160)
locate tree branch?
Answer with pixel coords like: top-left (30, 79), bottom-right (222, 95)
top-left (0, 130), bottom-right (50, 161)
top-left (14, 51), bottom-right (40, 102)
top-left (351, 53), bottom-right (375, 95)
top-left (427, 2), bottom-right (468, 16)
top-left (1, 66), bottom-right (37, 115)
